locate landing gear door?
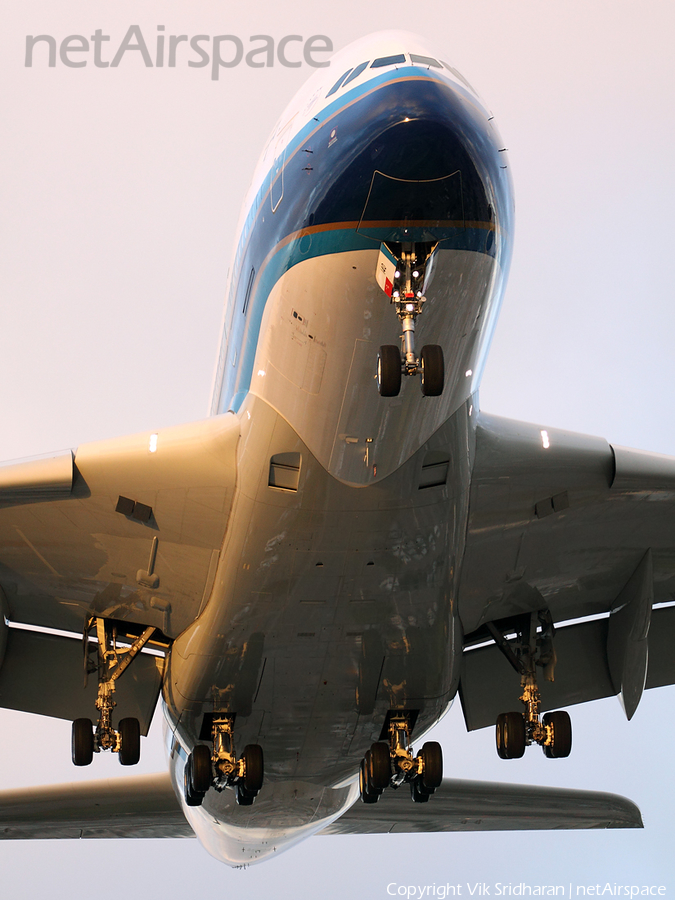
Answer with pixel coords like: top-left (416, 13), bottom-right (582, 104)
top-left (375, 243), bottom-right (397, 297)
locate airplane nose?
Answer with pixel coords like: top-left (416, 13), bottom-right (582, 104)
top-left (311, 75), bottom-right (505, 243)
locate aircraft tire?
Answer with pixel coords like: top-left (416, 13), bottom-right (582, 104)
top-left (368, 741), bottom-right (392, 791)
top-left (118, 717), bottom-right (141, 766)
top-left (72, 718), bottom-right (94, 767)
top-left (377, 345), bottom-right (402, 397)
top-left (542, 711), bottom-right (572, 758)
top-left (420, 345), bottom-right (444, 396)
top-left (183, 757), bottom-right (205, 807)
top-left (242, 744), bottom-right (264, 793)
top-left (496, 711), bottom-right (526, 759)
top-left (235, 782), bottom-right (255, 806)
top-left (359, 759), bottom-right (380, 804)
top-left (410, 778), bottom-right (431, 803)
top-left (191, 744), bottom-right (213, 793)
top-left (420, 741), bottom-right (443, 789)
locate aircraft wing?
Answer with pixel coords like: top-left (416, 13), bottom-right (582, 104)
top-left (322, 779), bottom-right (642, 834)
top-left (458, 411), bottom-right (675, 730)
top-left (0, 773), bottom-right (192, 839)
top-left (0, 414), bottom-right (240, 728)
top-left (0, 774), bottom-right (640, 839)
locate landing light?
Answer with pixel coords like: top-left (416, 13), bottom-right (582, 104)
top-left (540, 430), bottom-right (550, 449)
top-left (412, 270), bottom-right (419, 278)
top-left (149, 433), bottom-right (158, 453)
top-left (465, 369), bottom-right (472, 377)
top-left (406, 303), bottom-right (414, 311)
top-left (393, 291), bottom-right (400, 298)
top-left (257, 369), bottom-right (266, 377)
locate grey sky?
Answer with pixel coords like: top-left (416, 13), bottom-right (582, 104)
top-left (1, 1), bottom-right (674, 896)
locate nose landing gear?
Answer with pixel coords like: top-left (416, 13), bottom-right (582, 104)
top-left (183, 714), bottom-right (265, 808)
top-left (358, 713), bottom-right (443, 805)
top-left (489, 611), bottom-right (572, 760)
top-left (376, 245), bottom-right (444, 398)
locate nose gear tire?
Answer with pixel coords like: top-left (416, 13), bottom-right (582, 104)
top-left (377, 345), bottom-right (402, 397)
top-left (420, 345), bottom-right (444, 396)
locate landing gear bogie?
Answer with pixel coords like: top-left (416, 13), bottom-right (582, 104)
top-left (357, 713), bottom-right (444, 806)
top-left (71, 618), bottom-right (156, 768)
top-left (491, 610), bottom-right (573, 760)
top-left (182, 715), bottom-right (265, 808)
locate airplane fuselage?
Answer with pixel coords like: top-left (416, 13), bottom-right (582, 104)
top-left (163, 31), bottom-right (514, 864)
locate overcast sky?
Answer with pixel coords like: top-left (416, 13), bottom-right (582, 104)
top-left (1, 1), bottom-right (675, 897)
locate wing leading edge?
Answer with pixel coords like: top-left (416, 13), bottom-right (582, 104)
top-left (0, 774), bottom-right (641, 839)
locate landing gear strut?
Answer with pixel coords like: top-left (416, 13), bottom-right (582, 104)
top-left (358, 713), bottom-right (443, 805)
top-left (489, 610), bottom-right (572, 759)
top-left (376, 244), bottom-right (444, 398)
top-left (183, 714), bottom-right (265, 808)
top-left (72, 617), bottom-right (156, 766)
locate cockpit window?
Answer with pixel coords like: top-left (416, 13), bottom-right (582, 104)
top-left (371, 54), bottom-right (406, 68)
top-left (440, 60), bottom-right (478, 95)
top-left (326, 69), bottom-right (352, 97)
top-left (410, 54), bottom-right (441, 68)
top-left (343, 61), bottom-right (369, 85)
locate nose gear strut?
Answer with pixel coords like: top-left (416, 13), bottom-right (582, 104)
top-left (376, 243), bottom-right (445, 398)
top-left (488, 610), bottom-right (572, 759)
top-left (358, 712), bottom-right (443, 805)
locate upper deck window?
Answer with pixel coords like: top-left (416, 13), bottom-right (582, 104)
top-left (371, 54), bottom-right (406, 68)
top-left (410, 54), bottom-right (441, 68)
top-left (326, 69), bottom-right (352, 97)
top-left (343, 61), bottom-right (369, 85)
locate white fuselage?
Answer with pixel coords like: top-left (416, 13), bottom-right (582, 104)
top-left (163, 31), bottom-right (514, 865)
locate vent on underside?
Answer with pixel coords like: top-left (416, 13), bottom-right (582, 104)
top-left (419, 451), bottom-right (450, 489)
top-left (268, 452), bottom-right (301, 491)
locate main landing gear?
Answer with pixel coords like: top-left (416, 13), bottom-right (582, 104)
top-left (376, 244), bottom-right (445, 398)
top-left (358, 713), bottom-right (443, 805)
top-left (183, 714), bottom-right (265, 809)
top-left (488, 610), bottom-right (572, 760)
top-left (72, 617), bottom-right (156, 767)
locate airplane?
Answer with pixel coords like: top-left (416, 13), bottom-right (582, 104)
top-left (0, 29), bottom-right (672, 865)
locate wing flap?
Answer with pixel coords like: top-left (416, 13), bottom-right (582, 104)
top-left (321, 778), bottom-right (642, 834)
top-left (0, 773), bottom-right (192, 839)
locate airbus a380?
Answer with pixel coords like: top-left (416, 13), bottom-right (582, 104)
top-left (0, 31), bottom-right (672, 865)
